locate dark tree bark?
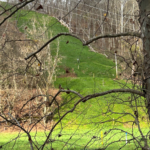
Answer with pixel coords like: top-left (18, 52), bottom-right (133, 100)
top-left (138, 0), bottom-right (150, 120)
top-left (137, 0), bottom-right (150, 149)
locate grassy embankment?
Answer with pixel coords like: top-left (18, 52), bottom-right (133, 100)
top-left (12, 8), bottom-right (136, 128)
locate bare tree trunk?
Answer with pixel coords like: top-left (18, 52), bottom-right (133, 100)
top-left (138, 0), bottom-right (150, 149)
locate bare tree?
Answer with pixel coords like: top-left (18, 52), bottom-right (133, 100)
top-left (1, 0), bottom-right (150, 150)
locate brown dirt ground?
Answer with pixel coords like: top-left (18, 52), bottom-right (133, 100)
top-left (59, 72), bottom-right (77, 78)
top-left (0, 88), bottom-right (62, 133)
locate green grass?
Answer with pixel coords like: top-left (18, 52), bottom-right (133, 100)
top-left (0, 127), bottom-right (149, 149)
top-left (18, 16), bottom-right (115, 78)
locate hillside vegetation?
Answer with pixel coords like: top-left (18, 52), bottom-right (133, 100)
top-left (0, 2), bottom-right (146, 128)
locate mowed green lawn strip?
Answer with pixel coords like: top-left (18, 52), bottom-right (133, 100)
top-left (0, 128), bottom-right (149, 150)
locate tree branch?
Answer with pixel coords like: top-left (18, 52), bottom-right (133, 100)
top-left (81, 89), bottom-right (144, 102)
top-left (0, 0), bottom-right (35, 26)
top-left (24, 32), bottom-right (141, 60)
top-left (60, 89), bottom-right (83, 98)
top-left (84, 32), bottom-right (141, 45)
top-left (25, 33), bottom-right (84, 60)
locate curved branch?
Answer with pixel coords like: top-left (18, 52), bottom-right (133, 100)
top-left (25, 33), bottom-right (84, 60)
top-left (25, 32), bottom-right (141, 60)
top-left (60, 89), bottom-right (83, 98)
top-left (0, 0), bottom-right (35, 26)
top-left (84, 32), bottom-right (141, 45)
top-left (81, 89), bottom-right (144, 102)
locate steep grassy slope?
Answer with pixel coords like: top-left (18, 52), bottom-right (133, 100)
top-left (0, 2), bottom-right (146, 129)
top-left (10, 9), bottom-right (130, 127)
top-left (15, 14), bottom-right (115, 78)
top-left (0, 2), bottom-right (115, 78)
